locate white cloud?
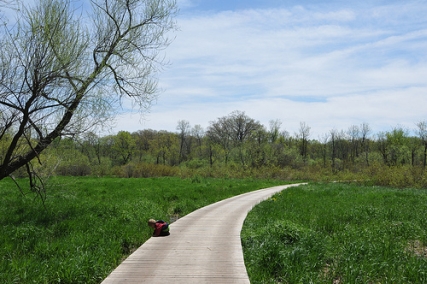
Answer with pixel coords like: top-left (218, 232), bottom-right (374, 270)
top-left (111, 1), bottom-right (427, 139)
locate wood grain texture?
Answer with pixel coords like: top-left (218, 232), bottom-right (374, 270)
top-left (102, 184), bottom-right (306, 284)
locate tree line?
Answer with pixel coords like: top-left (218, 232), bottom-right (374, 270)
top-left (6, 110), bottom-right (425, 188)
top-left (2, 1), bottom-right (425, 192)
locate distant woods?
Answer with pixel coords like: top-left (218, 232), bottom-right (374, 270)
top-left (3, 110), bottom-right (426, 188)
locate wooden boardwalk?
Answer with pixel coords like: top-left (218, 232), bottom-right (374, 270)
top-left (101, 184), bottom-right (305, 284)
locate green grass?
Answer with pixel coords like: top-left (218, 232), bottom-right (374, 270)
top-left (241, 183), bottom-right (427, 283)
top-left (0, 176), bottom-right (286, 283)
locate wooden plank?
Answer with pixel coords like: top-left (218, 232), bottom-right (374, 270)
top-left (101, 184), bottom-right (306, 284)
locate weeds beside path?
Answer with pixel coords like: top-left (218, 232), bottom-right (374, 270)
top-left (242, 183), bottom-right (427, 283)
top-left (0, 176), bottom-right (288, 283)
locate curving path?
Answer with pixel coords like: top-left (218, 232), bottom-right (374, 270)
top-left (101, 183), bottom-right (306, 284)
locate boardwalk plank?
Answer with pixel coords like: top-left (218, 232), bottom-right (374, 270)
top-left (102, 184), bottom-right (305, 284)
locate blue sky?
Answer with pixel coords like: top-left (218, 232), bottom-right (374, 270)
top-left (115, 0), bottom-right (427, 138)
top-left (3, 0), bottom-right (427, 138)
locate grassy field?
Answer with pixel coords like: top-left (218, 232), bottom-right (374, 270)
top-left (241, 183), bottom-right (427, 283)
top-left (0, 176), bottom-right (286, 283)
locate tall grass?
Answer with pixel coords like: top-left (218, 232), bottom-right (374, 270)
top-left (0, 176), bottom-right (286, 283)
top-left (241, 183), bottom-right (427, 283)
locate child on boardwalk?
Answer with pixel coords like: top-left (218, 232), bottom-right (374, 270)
top-left (148, 219), bottom-right (170, 237)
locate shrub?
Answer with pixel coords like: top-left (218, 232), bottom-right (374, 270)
top-left (53, 151), bottom-right (92, 176)
top-left (114, 162), bottom-right (179, 178)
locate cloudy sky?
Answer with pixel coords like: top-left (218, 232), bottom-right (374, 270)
top-left (115, 0), bottom-right (426, 138)
top-left (4, 0), bottom-right (427, 138)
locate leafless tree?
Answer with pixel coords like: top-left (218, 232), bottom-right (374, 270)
top-left (191, 124), bottom-right (204, 146)
top-left (268, 119), bottom-right (282, 143)
top-left (176, 120), bottom-right (191, 163)
top-left (330, 128), bottom-right (338, 172)
top-left (318, 133), bottom-right (329, 167)
top-left (0, 0), bottom-right (177, 191)
top-left (191, 124), bottom-right (204, 158)
top-left (360, 122), bottom-right (370, 166)
top-left (228, 111), bottom-right (262, 144)
top-left (207, 111), bottom-right (263, 165)
top-left (0, 0), bottom-right (16, 9)
top-left (298, 121), bottom-right (310, 164)
top-left (206, 116), bottom-right (233, 164)
top-left (416, 121), bottom-right (427, 168)
top-left (347, 125), bottom-right (360, 164)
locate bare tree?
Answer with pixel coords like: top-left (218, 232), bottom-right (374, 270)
top-left (298, 121), bottom-right (310, 165)
top-left (206, 116), bottom-right (233, 164)
top-left (191, 124), bottom-right (204, 146)
top-left (228, 110), bottom-right (261, 144)
top-left (347, 124), bottom-right (360, 164)
top-left (176, 120), bottom-right (191, 163)
top-left (416, 121), bottom-right (427, 168)
top-left (206, 111), bottom-right (263, 165)
top-left (318, 133), bottom-right (329, 167)
top-left (0, 0), bottom-right (17, 9)
top-left (330, 128), bottom-right (338, 172)
top-left (0, 0), bottom-right (177, 189)
top-left (191, 124), bottom-right (204, 158)
top-left (268, 119), bottom-right (281, 143)
top-left (360, 122), bottom-right (370, 166)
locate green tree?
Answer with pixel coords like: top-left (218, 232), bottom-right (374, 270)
top-left (0, 0), bottom-right (177, 188)
top-left (132, 129), bottom-right (156, 163)
top-left (76, 132), bottom-right (101, 165)
top-left (152, 131), bottom-right (178, 166)
top-left (386, 127), bottom-right (410, 166)
top-left (246, 126), bottom-right (268, 168)
top-left (113, 131), bottom-right (136, 165)
top-left (56, 144), bottom-right (91, 176)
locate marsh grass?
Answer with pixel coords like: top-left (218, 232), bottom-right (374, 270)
top-left (0, 176), bottom-right (286, 283)
top-left (241, 183), bottom-right (427, 283)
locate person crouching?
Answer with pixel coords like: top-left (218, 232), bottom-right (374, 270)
top-left (148, 219), bottom-right (170, 237)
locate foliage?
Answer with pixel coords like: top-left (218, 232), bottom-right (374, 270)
top-left (242, 183), bottom-right (427, 283)
top-left (0, 176), bottom-right (286, 283)
top-left (6, 114), bottom-right (423, 191)
top-left (0, 0), bottom-right (178, 184)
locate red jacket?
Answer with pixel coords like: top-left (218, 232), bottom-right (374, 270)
top-left (153, 221), bottom-right (169, 236)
